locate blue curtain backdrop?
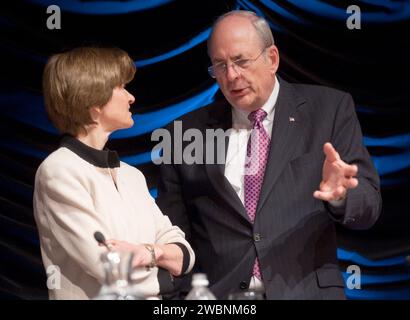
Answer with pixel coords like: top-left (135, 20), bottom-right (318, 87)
top-left (0, 0), bottom-right (410, 299)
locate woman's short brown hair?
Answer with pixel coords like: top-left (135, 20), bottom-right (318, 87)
top-left (42, 47), bottom-right (136, 136)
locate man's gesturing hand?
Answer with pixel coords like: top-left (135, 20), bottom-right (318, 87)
top-left (313, 142), bottom-right (359, 202)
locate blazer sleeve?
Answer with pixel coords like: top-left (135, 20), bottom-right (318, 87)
top-left (328, 92), bottom-right (382, 229)
top-left (33, 163), bottom-right (110, 284)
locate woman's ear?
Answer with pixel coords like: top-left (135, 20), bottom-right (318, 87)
top-left (89, 106), bottom-right (101, 123)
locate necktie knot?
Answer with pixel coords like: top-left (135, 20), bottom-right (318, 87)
top-left (248, 109), bottom-right (267, 127)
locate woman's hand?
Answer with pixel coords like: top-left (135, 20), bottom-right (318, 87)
top-left (101, 239), bottom-right (182, 276)
top-left (103, 239), bottom-right (163, 268)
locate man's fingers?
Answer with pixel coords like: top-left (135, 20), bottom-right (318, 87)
top-left (313, 190), bottom-right (333, 202)
top-left (313, 186), bottom-right (347, 202)
top-left (323, 142), bottom-right (340, 162)
top-left (343, 164), bottom-right (358, 177)
top-left (345, 177), bottom-right (359, 189)
top-left (333, 186), bottom-right (346, 199)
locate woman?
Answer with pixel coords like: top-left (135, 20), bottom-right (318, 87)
top-left (33, 47), bottom-right (194, 299)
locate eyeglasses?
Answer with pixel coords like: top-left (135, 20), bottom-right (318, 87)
top-left (208, 47), bottom-right (267, 78)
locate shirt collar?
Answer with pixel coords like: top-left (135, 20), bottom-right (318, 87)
top-left (60, 135), bottom-right (120, 168)
top-left (232, 76), bottom-right (280, 127)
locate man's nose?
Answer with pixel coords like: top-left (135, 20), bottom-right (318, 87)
top-left (225, 63), bottom-right (241, 81)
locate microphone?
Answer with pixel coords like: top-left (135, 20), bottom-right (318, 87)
top-left (94, 231), bottom-right (111, 250)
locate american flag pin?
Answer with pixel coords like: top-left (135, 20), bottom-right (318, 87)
top-left (289, 117), bottom-right (295, 122)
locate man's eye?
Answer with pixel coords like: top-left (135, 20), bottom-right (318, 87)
top-left (215, 63), bottom-right (227, 70)
top-left (235, 59), bottom-right (250, 68)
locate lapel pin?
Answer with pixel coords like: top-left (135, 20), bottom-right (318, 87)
top-left (289, 117), bottom-right (295, 122)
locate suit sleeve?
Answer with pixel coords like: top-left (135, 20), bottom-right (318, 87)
top-left (154, 124), bottom-right (197, 298)
top-left (328, 92), bottom-right (382, 229)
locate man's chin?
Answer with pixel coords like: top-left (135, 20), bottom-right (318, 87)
top-left (228, 96), bottom-right (254, 111)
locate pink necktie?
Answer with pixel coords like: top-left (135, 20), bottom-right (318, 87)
top-left (244, 109), bottom-right (271, 280)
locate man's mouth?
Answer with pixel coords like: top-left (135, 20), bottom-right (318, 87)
top-left (230, 87), bottom-right (248, 96)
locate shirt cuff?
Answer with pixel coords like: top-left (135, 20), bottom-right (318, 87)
top-left (328, 197), bottom-right (346, 208)
top-left (326, 197), bottom-right (347, 220)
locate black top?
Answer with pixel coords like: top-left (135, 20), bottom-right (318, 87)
top-left (60, 135), bottom-right (120, 168)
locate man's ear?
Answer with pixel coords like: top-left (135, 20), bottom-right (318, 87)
top-left (267, 45), bottom-right (280, 75)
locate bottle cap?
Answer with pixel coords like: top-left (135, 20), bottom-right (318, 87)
top-left (191, 273), bottom-right (209, 286)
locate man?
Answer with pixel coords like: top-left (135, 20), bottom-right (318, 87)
top-left (156, 11), bottom-right (381, 299)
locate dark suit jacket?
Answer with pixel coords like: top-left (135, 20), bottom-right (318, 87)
top-left (156, 79), bottom-right (382, 299)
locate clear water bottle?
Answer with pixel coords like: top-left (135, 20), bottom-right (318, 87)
top-left (185, 273), bottom-right (216, 300)
top-left (94, 250), bottom-right (144, 300)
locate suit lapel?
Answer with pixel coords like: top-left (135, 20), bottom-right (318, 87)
top-left (204, 100), bottom-right (250, 223)
top-left (256, 79), bottom-right (307, 214)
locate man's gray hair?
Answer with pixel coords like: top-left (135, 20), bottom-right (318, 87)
top-left (207, 10), bottom-right (274, 54)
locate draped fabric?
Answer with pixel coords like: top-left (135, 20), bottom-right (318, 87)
top-left (0, 0), bottom-right (409, 299)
